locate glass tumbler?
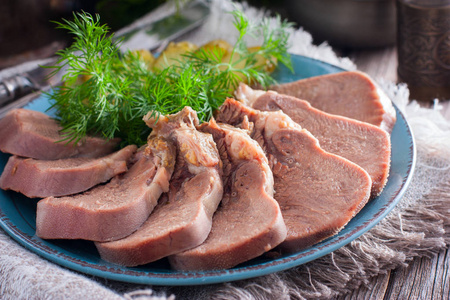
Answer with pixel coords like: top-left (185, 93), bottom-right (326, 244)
top-left (397, 0), bottom-right (450, 102)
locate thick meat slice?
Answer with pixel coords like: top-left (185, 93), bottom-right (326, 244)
top-left (0, 108), bottom-right (120, 160)
top-left (169, 120), bottom-right (287, 271)
top-left (216, 99), bottom-right (372, 253)
top-left (36, 137), bottom-right (175, 242)
top-left (236, 83), bottom-right (391, 197)
top-left (95, 107), bottom-right (223, 266)
top-left (0, 145), bottom-right (136, 198)
top-left (270, 71), bottom-right (397, 133)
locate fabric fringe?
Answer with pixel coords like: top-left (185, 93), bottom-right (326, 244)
top-left (0, 233), bottom-right (124, 300)
top-left (128, 1), bottom-right (450, 299)
top-left (160, 172), bottom-right (450, 300)
top-left (1, 0), bottom-right (450, 299)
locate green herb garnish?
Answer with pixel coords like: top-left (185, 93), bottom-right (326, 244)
top-left (48, 10), bottom-right (293, 146)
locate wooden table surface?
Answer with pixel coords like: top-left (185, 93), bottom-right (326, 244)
top-left (1, 8), bottom-right (448, 296)
top-left (337, 46), bottom-right (450, 300)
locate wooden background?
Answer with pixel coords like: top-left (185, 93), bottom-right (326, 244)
top-left (1, 2), bottom-right (449, 296)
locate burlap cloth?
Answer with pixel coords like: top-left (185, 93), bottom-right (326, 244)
top-left (1, 1), bottom-right (449, 299)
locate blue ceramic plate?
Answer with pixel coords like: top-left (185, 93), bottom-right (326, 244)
top-left (0, 54), bottom-right (415, 286)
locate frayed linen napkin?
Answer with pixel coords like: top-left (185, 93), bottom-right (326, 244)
top-left (1, 1), bottom-right (449, 299)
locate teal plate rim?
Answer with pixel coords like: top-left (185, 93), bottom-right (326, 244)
top-left (0, 54), bottom-right (416, 286)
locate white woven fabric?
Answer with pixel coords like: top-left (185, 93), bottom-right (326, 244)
top-left (1, 1), bottom-right (449, 299)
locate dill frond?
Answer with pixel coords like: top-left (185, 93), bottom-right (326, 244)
top-left (47, 10), bottom-right (293, 146)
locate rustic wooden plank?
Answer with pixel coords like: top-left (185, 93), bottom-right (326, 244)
top-left (429, 249), bottom-right (450, 299)
top-left (348, 46), bottom-right (398, 82)
top-left (337, 272), bottom-right (391, 300)
top-left (382, 249), bottom-right (450, 300)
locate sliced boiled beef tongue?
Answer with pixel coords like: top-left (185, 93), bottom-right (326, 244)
top-left (216, 98), bottom-right (372, 253)
top-left (269, 71), bottom-right (397, 133)
top-left (95, 107), bottom-right (223, 267)
top-left (0, 108), bottom-right (120, 160)
top-left (36, 136), bottom-right (176, 242)
top-left (169, 119), bottom-right (287, 271)
top-left (0, 145), bottom-right (137, 198)
top-left (236, 83), bottom-right (391, 197)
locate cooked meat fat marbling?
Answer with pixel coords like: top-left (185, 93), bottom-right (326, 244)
top-left (217, 98), bottom-right (372, 253)
top-left (96, 107), bottom-right (223, 266)
top-left (236, 83), bottom-right (391, 197)
top-left (36, 137), bottom-right (175, 242)
top-left (169, 119), bottom-right (286, 271)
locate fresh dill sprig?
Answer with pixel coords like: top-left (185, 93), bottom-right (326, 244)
top-left (47, 10), bottom-right (293, 146)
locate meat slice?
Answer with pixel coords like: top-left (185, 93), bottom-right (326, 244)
top-left (270, 71), bottom-right (397, 133)
top-left (236, 83), bottom-right (391, 197)
top-left (95, 107), bottom-right (223, 266)
top-left (36, 137), bottom-right (175, 242)
top-left (169, 119), bottom-right (287, 271)
top-left (0, 108), bottom-right (120, 160)
top-left (0, 145), bottom-right (136, 198)
top-left (216, 98), bottom-right (372, 253)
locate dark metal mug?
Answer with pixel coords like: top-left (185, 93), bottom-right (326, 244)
top-left (397, 0), bottom-right (450, 102)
